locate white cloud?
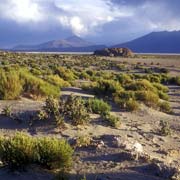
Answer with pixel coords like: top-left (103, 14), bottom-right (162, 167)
top-left (0, 0), bottom-right (43, 23)
top-left (53, 0), bottom-right (134, 35)
top-left (0, 0), bottom-right (180, 40)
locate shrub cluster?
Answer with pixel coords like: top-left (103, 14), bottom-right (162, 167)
top-left (63, 95), bottom-right (90, 125)
top-left (0, 132), bottom-right (73, 170)
top-left (85, 98), bottom-right (111, 116)
top-left (94, 79), bottom-right (123, 96)
top-left (0, 70), bottom-right (22, 100)
top-left (104, 114), bottom-right (121, 128)
top-left (41, 95), bottom-right (90, 126)
top-left (20, 69), bottom-right (60, 99)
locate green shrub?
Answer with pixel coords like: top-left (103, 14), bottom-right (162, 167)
top-left (79, 71), bottom-right (90, 80)
top-left (36, 137), bottom-right (73, 169)
top-left (159, 101), bottom-right (172, 114)
top-left (0, 133), bottom-right (73, 170)
top-left (125, 79), bottom-right (156, 92)
top-left (20, 70), bottom-right (60, 99)
top-left (44, 96), bottom-right (60, 117)
top-left (0, 70), bottom-right (22, 100)
top-left (85, 98), bottom-right (111, 116)
top-left (158, 91), bottom-right (169, 101)
top-left (37, 110), bottom-right (48, 121)
top-left (135, 91), bottom-right (159, 107)
top-left (55, 67), bottom-right (75, 82)
top-left (2, 106), bottom-right (12, 117)
top-left (159, 120), bottom-right (171, 136)
top-left (43, 96), bottom-right (65, 127)
top-left (126, 99), bottom-right (140, 112)
top-left (45, 75), bottom-right (70, 89)
top-left (113, 91), bottom-right (135, 102)
top-left (152, 83), bottom-right (169, 93)
top-left (104, 114), bottom-right (121, 128)
top-left (0, 132), bottom-right (36, 170)
top-left (65, 95), bottom-right (90, 125)
top-left (95, 79), bottom-right (123, 96)
top-left (75, 135), bottom-right (91, 148)
top-left (116, 73), bottom-right (132, 86)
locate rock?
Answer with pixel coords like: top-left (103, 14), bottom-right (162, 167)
top-left (96, 140), bottom-right (105, 149)
top-left (132, 142), bottom-right (143, 153)
top-left (94, 48), bottom-right (134, 57)
top-left (150, 161), bottom-right (179, 179)
top-left (113, 136), bottom-right (144, 160)
top-left (171, 172), bottom-right (180, 180)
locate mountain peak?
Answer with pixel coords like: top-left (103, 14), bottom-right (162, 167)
top-left (113, 31), bottom-right (180, 53)
top-left (13, 35), bottom-right (106, 51)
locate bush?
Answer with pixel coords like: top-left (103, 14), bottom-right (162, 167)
top-left (2, 106), bottom-right (12, 117)
top-left (113, 91), bottom-right (135, 102)
top-left (75, 135), bottom-right (92, 148)
top-left (65, 95), bottom-right (90, 125)
top-left (43, 96), bottom-right (65, 127)
top-left (116, 73), bottom-right (132, 86)
top-left (94, 79), bottom-right (123, 96)
top-left (159, 101), bottom-right (172, 114)
top-left (126, 99), bottom-right (140, 112)
top-left (0, 133), bottom-right (73, 170)
top-left (0, 70), bottom-right (22, 100)
top-left (37, 110), bottom-right (48, 121)
top-left (104, 114), bottom-right (121, 128)
top-left (85, 98), bottom-right (111, 116)
top-left (36, 137), bottom-right (73, 169)
top-left (152, 83), bottom-right (169, 93)
top-left (135, 91), bottom-right (159, 107)
top-left (158, 91), bottom-right (169, 101)
top-left (113, 91), bottom-right (139, 111)
top-left (0, 132), bottom-right (36, 170)
top-left (125, 79), bottom-right (156, 92)
top-left (55, 67), bottom-right (75, 82)
top-left (159, 120), bottom-right (171, 136)
top-left (45, 75), bottom-right (70, 89)
top-left (20, 70), bottom-right (60, 99)
top-left (44, 96), bottom-right (60, 117)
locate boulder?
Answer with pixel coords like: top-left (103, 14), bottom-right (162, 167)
top-left (94, 48), bottom-right (134, 57)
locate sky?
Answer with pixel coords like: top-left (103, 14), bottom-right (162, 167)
top-left (0, 0), bottom-right (180, 48)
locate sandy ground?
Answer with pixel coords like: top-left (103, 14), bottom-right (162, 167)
top-left (0, 56), bottom-right (179, 179)
top-left (0, 84), bottom-right (179, 180)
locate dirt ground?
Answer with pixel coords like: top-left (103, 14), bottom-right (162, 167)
top-left (0, 56), bottom-right (179, 180)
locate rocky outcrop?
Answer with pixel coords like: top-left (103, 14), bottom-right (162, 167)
top-left (94, 48), bottom-right (134, 57)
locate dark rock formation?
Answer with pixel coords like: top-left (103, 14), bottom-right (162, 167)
top-left (94, 48), bottom-right (134, 57)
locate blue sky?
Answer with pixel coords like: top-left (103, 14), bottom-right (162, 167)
top-left (0, 0), bottom-right (180, 48)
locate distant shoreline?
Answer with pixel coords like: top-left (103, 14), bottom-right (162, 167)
top-left (2, 50), bottom-right (180, 56)
top-left (14, 51), bottom-right (94, 55)
top-left (17, 51), bottom-right (180, 56)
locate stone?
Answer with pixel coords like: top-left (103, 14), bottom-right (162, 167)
top-left (94, 48), bottom-right (134, 57)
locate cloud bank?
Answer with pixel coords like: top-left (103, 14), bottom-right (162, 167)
top-left (0, 0), bottom-right (180, 47)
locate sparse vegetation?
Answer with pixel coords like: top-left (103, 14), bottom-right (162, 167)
top-left (0, 51), bottom-right (179, 179)
top-left (2, 106), bottom-right (12, 117)
top-left (0, 132), bottom-right (73, 170)
top-left (159, 101), bottom-right (172, 114)
top-left (85, 98), bottom-right (111, 116)
top-left (104, 114), bottom-right (121, 128)
top-left (159, 120), bottom-right (171, 136)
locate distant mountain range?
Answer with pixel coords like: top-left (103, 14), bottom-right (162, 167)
top-left (113, 31), bottom-right (180, 53)
top-left (13, 35), bottom-right (106, 52)
top-left (12, 31), bottom-right (180, 53)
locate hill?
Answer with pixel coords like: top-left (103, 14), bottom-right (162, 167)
top-left (13, 35), bottom-right (106, 52)
top-left (113, 31), bottom-right (180, 53)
